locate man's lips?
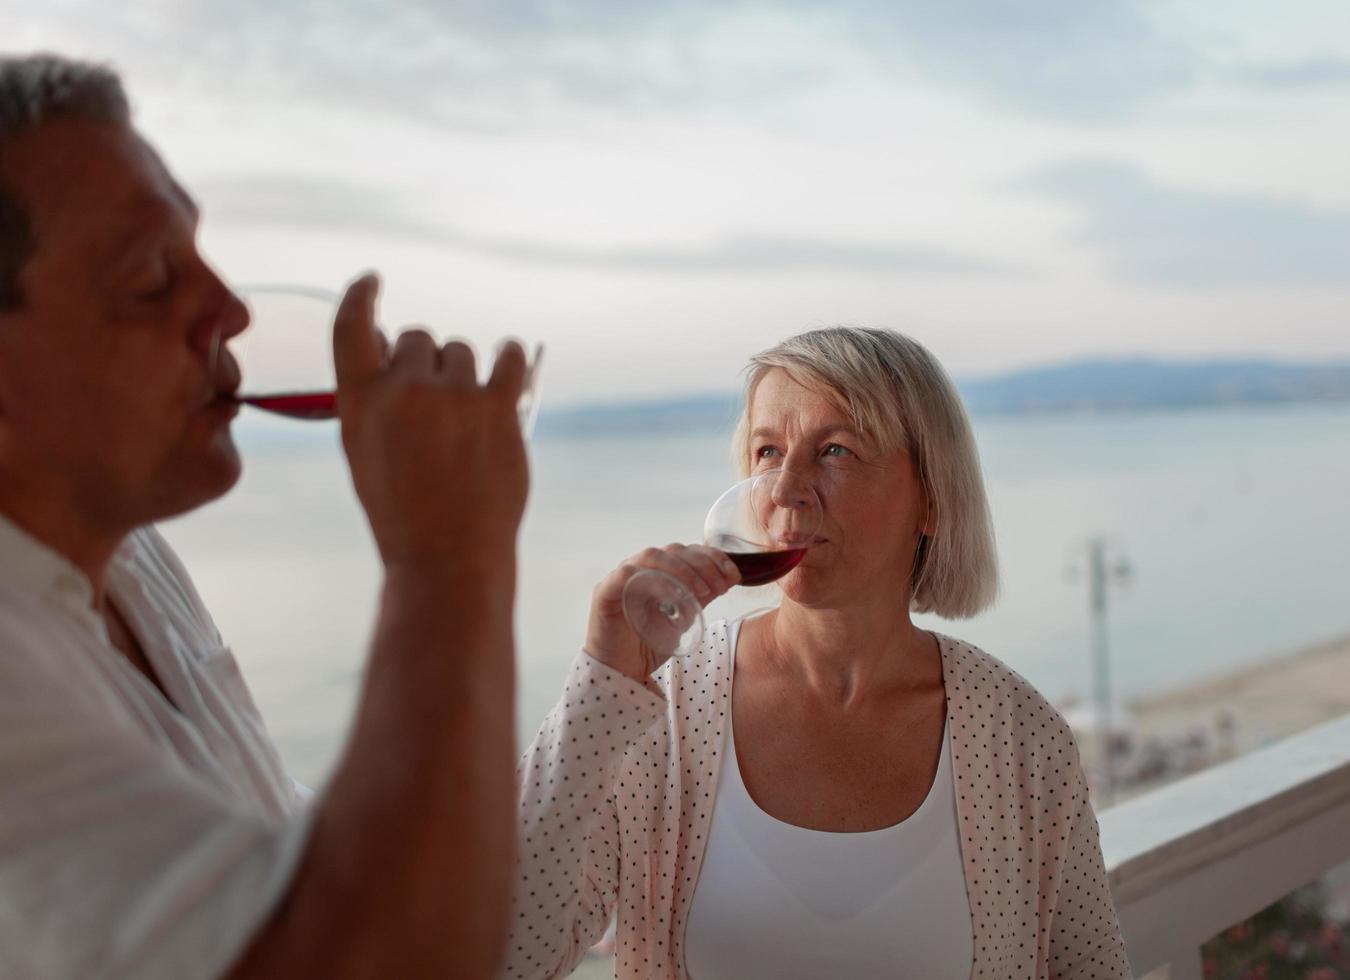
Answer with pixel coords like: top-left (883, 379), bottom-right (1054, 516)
top-left (210, 369), bottom-right (241, 403)
top-left (209, 348), bottom-right (244, 400)
top-left (205, 384), bottom-right (241, 418)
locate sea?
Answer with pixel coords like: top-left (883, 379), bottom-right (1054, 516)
top-left (159, 403), bottom-right (1350, 787)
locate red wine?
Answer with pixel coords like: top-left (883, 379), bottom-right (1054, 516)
top-left (727, 548), bottom-right (807, 586)
top-left (239, 391), bottom-right (337, 420)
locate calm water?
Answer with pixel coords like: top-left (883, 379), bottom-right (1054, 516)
top-left (160, 404), bottom-right (1350, 786)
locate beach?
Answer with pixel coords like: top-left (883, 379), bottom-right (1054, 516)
top-left (1128, 631), bottom-right (1350, 762)
top-left (1062, 629), bottom-right (1350, 806)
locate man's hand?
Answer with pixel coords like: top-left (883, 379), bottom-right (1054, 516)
top-left (224, 272), bottom-right (529, 979)
top-left (332, 274), bottom-right (529, 569)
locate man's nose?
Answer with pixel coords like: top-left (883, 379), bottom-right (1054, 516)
top-left (192, 281), bottom-right (250, 354)
top-left (216, 287), bottom-right (250, 342)
top-left (199, 292), bottom-right (249, 387)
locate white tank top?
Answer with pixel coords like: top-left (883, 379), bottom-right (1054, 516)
top-left (683, 620), bottom-right (974, 980)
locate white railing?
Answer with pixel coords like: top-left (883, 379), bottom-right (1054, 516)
top-left (1100, 713), bottom-right (1350, 979)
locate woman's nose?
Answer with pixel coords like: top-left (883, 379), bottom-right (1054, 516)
top-left (771, 468), bottom-right (815, 510)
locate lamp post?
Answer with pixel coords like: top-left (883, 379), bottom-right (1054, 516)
top-left (1075, 535), bottom-right (1133, 805)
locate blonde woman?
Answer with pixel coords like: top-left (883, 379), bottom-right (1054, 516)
top-left (504, 328), bottom-right (1130, 979)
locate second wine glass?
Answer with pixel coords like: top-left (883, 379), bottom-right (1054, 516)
top-left (220, 284), bottom-right (543, 433)
top-left (621, 469), bottom-right (821, 662)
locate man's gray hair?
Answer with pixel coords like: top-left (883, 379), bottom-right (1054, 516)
top-left (733, 326), bottom-right (1000, 619)
top-left (0, 54), bottom-right (130, 309)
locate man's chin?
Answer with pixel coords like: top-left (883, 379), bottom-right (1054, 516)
top-left (150, 441), bottom-right (243, 523)
top-left (201, 438), bottom-right (244, 503)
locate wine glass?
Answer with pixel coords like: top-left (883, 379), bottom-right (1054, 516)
top-left (621, 470), bottom-right (821, 661)
top-left (217, 284), bottom-right (543, 433)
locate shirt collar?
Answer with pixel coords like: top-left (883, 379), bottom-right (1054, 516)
top-left (0, 511), bottom-right (136, 637)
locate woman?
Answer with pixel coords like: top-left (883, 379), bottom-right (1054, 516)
top-left (503, 328), bottom-right (1130, 979)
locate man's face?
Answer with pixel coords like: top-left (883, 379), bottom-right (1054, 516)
top-left (0, 119), bottom-right (247, 532)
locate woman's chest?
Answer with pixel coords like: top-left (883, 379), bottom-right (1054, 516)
top-left (730, 682), bottom-right (947, 833)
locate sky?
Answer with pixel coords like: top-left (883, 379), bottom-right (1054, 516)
top-left (5, 0), bottom-right (1350, 405)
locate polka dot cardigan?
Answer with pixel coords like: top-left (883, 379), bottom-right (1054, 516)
top-left (503, 622), bottom-right (1131, 979)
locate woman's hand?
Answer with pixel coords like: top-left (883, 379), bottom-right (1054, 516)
top-left (585, 544), bottom-right (741, 681)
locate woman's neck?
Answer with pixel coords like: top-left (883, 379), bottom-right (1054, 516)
top-left (757, 593), bottom-right (939, 707)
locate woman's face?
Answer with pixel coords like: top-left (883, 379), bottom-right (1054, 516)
top-left (746, 368), bottom-right (931, 610)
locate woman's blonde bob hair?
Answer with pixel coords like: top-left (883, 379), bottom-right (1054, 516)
top-left (732, 326), bottom-right (998, 619)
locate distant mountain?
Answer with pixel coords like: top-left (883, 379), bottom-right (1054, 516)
top-left (534, 358), bottom-right (1350, 437)
top-left (534, 392), bottom-right (743, 438)
top-left (960, 358), bottom-right (1350, 414)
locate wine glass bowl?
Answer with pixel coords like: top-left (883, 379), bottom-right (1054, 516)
top-left (227, 285), bottom-right (340, 419)
top-left (620, 470), bottom-right (821, 661)
top-left (218, 284), bottom-right (543, 431)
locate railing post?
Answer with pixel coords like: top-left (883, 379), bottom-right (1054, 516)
top-left (1168, 947), bottom-right (1205, 980)
top-left (1103, 715), bottom-right (1350, 978)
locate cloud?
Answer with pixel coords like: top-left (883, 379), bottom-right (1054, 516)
top-left (826, 0), bottom-right (1192, 121)
top-left (1017, 160), bottom-right (1350, 286)
top-left (24, 1), bottom-right (819, 131)
top-left (199, 174), bottom-right (445, 241)
top-left (477, 233), bottom-right (1010, 275)
top-left (1236, 57), bottom-right (1350, 89)
top-left (200, 171), bottom-right (1012, 276)
top-left (19, 0), bottom-right (1197, 128)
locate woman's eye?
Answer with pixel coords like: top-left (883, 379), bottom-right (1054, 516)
top-left (822, 443), bottom-right (852, 458)
top-left (755, 446), bottom-right (782, 461)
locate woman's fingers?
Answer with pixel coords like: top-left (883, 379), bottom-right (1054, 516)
top-left (662, 543), bottom-right (741, 600)
top-left (595, 544), bottom-right (739, 607)
top-left (586, 542), bottom-right (743, 682)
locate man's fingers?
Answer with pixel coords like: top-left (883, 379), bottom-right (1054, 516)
top-left (441, 341), bottom-right (477, 388)
top-left (335, 281), bottom-right (524, 425)
top-left (333, 274), bottom-right (382, 392)
top-left (387, 328), bottom-right (440, 376)
top-left (488, 340), bottom-right (528, 400)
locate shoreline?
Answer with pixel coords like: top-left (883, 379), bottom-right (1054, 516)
top-left (1067, 628), bottom-right (1350, 802)
top-left (1128, 630), bottom-right (1350, 750)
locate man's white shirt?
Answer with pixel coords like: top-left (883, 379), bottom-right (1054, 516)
top-left (0, 515), bottom-right (311, 979)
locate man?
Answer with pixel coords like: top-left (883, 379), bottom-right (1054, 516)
top-left (0, 54), bottom-right (527, 977)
